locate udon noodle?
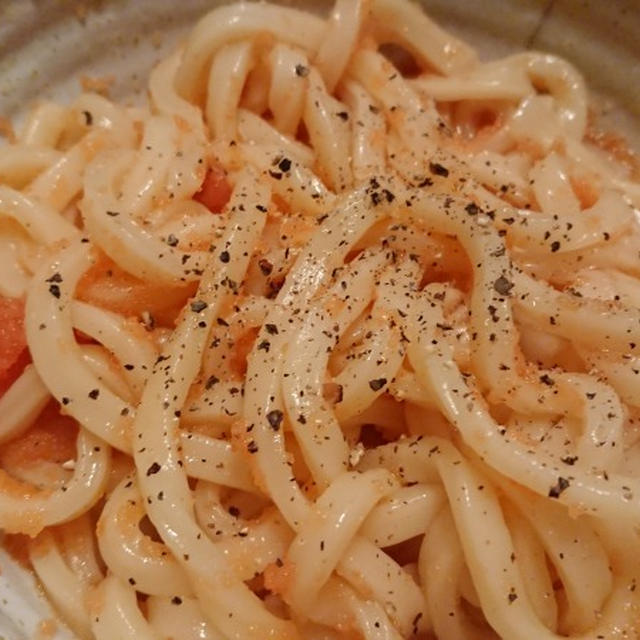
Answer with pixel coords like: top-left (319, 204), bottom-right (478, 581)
top-left (0, 1), bottom-right (639, 638)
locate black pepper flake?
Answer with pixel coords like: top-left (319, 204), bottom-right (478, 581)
top-left (219, 250), bottom-right (230, 263)
top-left (265, 323), bottom-right (279, 335)
top-left (368, 378), bottom-right (387, 391)
top-left (106, 210), bottom-right (120, 217)
top-left (429, 162), bottom-right (449, 177)
top-left (247, 440), bottom-right (259, 454)
top-left (191, 300), bottom-right (207, 313)
top-left (205, 375), bottom-right (219, 390)
top-left (46, 273), bottom-right (62, 283)
top-left (493, 275), bottom-right (514, 296)
top-left (268, 170), bottom-right (283, 180)
top-left (548, 476), bottom-right (570, 498)
top-left (258, 259), bottom-right (273, 276)
top-left (82, 110), bottom-right (93, 125)
top-left (278, 157), bottom-right (292, 172)
top-left (295, 63), bottom-right (309, 77)
top-left (257, 340), bottom-right (270, 352)
top-left (267, 409), bottom-right (284, 431)
top-left (166, 234), bottom-right (178, 247)
top-left (171, 596), bottom-right (182, 605)
top-left (128, 577), bottom-right (136, 585)
top-left (88, 388), bottom-right (100, 399)
top-left (49, 284), bottom-right (61, 298)
top-left (560, 455), bottom-right (578, 465)
top-left (507, 590), bottom-right (518, 604)
top-left (61, 397), bottom-right (70, 405)
top-left (539, 374), bottom-right (555, 386)
top-left (216, 317), bottom-right (229, 327)
top-left (465, 202), bottom-right (480, 216)
top-left (335, 111), bottom-right (349, 121)
top-left (297, 414), bottom-right (306, 424)
top-left (146, 462), bottom-right (161, 476)
top-left (550, 241), bottom-right (561, 252)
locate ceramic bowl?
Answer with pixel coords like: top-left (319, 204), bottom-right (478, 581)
top-left (0, 1), bottom-right (638, 637)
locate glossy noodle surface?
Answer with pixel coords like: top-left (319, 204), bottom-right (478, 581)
top-left (0, 1), bottom-right (639, 639)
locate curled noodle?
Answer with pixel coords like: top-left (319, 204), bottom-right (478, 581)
top-left (0, 1), bottom-right (639, 639)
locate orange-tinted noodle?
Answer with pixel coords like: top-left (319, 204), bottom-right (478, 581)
top-left (0, 1), bottom-right (639, 639)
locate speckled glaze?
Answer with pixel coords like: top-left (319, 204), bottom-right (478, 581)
top-left (0, 1), bottom-right (638, 638)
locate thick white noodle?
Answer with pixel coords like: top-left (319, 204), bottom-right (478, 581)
top-left (0, 1), bottom-right (638, 639)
